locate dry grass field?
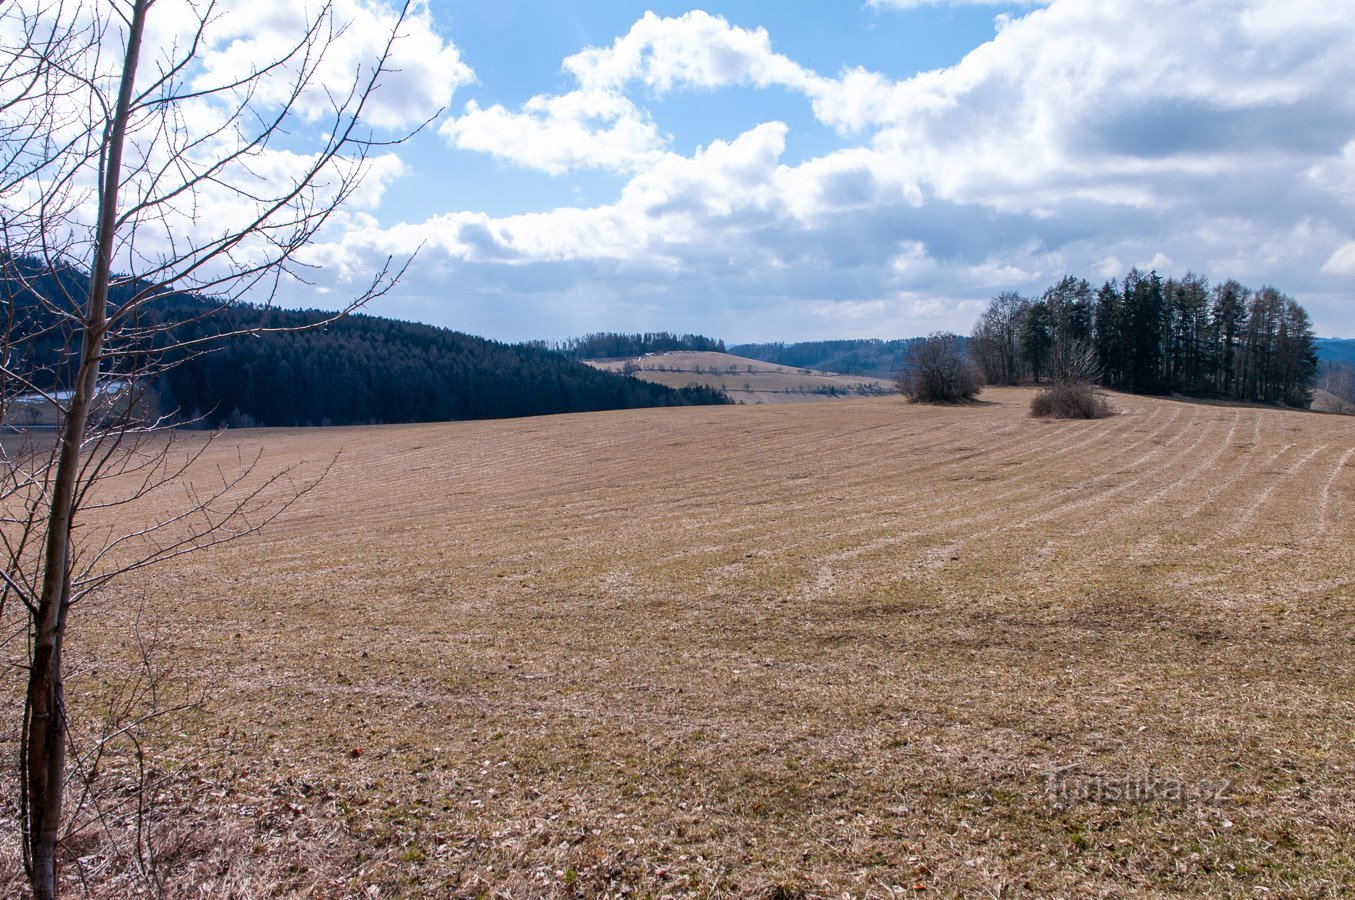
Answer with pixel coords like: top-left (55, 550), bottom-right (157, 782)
top-left (2, 387), bottom-right (1354, 897)
top-left (586, 351), bottom-right (895, 404)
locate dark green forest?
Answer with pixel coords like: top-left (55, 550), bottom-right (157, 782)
top-left (159, 308), bottom-right (731, 428)
top-left (532, 332), bottom-right (726, 359)
top-left (1, 259), bottom-right (730, 428)
top-left (971, 271), bottom-right (1320, 406)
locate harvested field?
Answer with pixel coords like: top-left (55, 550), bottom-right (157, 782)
top-left (587, 351), bottom-right (896, 404)
top-left (2, 387), bottom-right (1354, 897)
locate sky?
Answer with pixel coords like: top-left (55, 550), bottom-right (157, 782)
top-left (21, 0), bottom-right (1355, 342)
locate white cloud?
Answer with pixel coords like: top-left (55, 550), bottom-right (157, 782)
top-left (439, 11), bottom-right (817, 174)
top-left (441, 94), bottom-right (667, 175)
top-left (2, 0), bottom-right (470, 290)
top-left (175, 0), bottom-right (472, 130)
top-left (114, 0), bottom-right (1355, 339)
top-left (1322, 242), bottom-right (1355, 276)
top-left (561, 11), bottom-right (809, 94)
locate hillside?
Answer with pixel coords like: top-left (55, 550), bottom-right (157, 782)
top-left (153, 308), bottom-right (730, 427)
top-left (729, 338), bottom-right (925, 378)
top-left (1316, 337), bottom-right (1355, 364)
top-left (0, 258), bottom-right (729, 427)
top-left (587, 350), bottom-right (896, 403)
top-left (33, 390), bottom-right (1355, 896)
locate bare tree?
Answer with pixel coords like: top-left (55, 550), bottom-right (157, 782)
top-left (1319, 362), bottom-right (1355, 414)
top-left (0, 1), bottom-right (424, 895)
top-left (1047, 338), bottom-right (1102, 385)
top-left (970, 291), bottom-right (1030, 386)
top-left (896, 332), bottom-right (982, 403)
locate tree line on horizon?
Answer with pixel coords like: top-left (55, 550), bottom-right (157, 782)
top-left (531, 331), bottom-right (726, 360)
top-left (970, 270), bottom-right (1320, 406)
top-left (729, 338), bottom-right (925, 380)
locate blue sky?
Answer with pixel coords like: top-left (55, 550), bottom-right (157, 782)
top-left (382, 2), bottom-right (1010, 224)
top-left (263, 0), bottom-right (1355, 342)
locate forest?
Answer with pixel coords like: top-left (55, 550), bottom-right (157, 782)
top-left (1, 258), bottom-right (731, 428)
top-left (532, 332), bottom-right (726, 359)
top-left (970, 270), bottom-right (1320, 406)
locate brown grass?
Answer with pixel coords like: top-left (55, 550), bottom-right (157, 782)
top-left (2, 387), bottom-right (1353, 897)
top-left (587, 351), bottom-right (896, 404)
top-left (1030, 382), bottom-right (1114, 419)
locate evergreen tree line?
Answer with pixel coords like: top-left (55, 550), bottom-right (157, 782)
top-left (1, 257), bottom-right (731, 428)
top-left (534, 332), bottom-right (726, 359)
top-left (971, 270), bottom-right (1319, 406)
top-left (729, 338), bottom-right (927, 379)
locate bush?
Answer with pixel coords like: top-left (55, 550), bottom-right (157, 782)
top-left (1030, 381), bottom-right (1112, 419)
top-left (896, 332), bottom-right (983, 403)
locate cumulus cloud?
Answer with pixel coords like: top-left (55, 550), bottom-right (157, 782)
top-left (439, 11), bottom-right (817, 173)
top-left (561, 10), bottom-right (809, 93)
top-left (441, 94), bottom-right (666, 175)
top-left (146, 0), bottom-right (472, 131)
top-left (287, 2), bottom-right (1355, 338)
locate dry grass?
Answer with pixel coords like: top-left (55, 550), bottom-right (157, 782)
top-left (587, 351), bottom-right (896, 404)
top-left (2, 387), bottom-right (1354, 897)
top-left (1030, 383), bottom-right (1114, 419)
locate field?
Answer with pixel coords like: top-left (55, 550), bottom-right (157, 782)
top-left (3, 388), bottom-right (1354, 897)
top-left (586, 351), bottom-right (896, 404)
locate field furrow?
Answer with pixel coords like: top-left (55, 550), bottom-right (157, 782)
top-left (6, 387), bottom-right (1353, 898)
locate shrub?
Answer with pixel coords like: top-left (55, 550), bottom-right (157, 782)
top-left (896, 332), bottom-right (983, 403)
top-left (1030, 381), bottom-right (1113, 419)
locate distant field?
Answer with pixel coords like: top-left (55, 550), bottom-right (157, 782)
top-left (587, 350), bottom-right (896, 403)
top-left (3, 389), bottom-right (1353, 896)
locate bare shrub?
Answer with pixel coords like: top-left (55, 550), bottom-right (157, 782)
top-left (896, 333), bottom-right (982, 403)
top-left (1319, 363), bottom-right (1354, 414)
top-left (1031, 381), bottom-right (1113, 419)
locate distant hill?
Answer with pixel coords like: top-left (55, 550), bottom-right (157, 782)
top-left (1316, 338), bottom-right (1355, 364)
top-left (1, 258), bottom-right (731, 428)
top-left (157, 309), bottom-right (731, 428)
top-left (532, 331), bottom-right (725, 360)
top-left (729, 338), bottom-right (927, 379)
top-left (587, 351), bottom-right (896, 404)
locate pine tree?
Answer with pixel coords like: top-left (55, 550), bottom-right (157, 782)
top-left (1093, 280), bottom-right (1124, 388)
top-left (1020, 301), bottom-right (1054, 382)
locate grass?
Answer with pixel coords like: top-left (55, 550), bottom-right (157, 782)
top-left (1, 387), bottom-right (1353, 896)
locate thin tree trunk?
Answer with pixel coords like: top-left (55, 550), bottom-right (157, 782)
top-left (22, 5), bottom-right (147, 896)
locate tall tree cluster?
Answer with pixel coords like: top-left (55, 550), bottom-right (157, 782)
top-left (536, 332), bottom-right (726, 359)
top-left (971, 271), bottom-right (1319, 406)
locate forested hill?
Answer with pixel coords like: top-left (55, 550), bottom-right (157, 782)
top-left (1, 260), bottom-right (730, 428)
top-left (159, 307), bottom-right (731, 428)
top-left (729, 339), bottom-right (925, 379)
top-left (1316, 338), bottom-right (1355, 364)
top-left (532, 332), bottom-right (726, 359)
